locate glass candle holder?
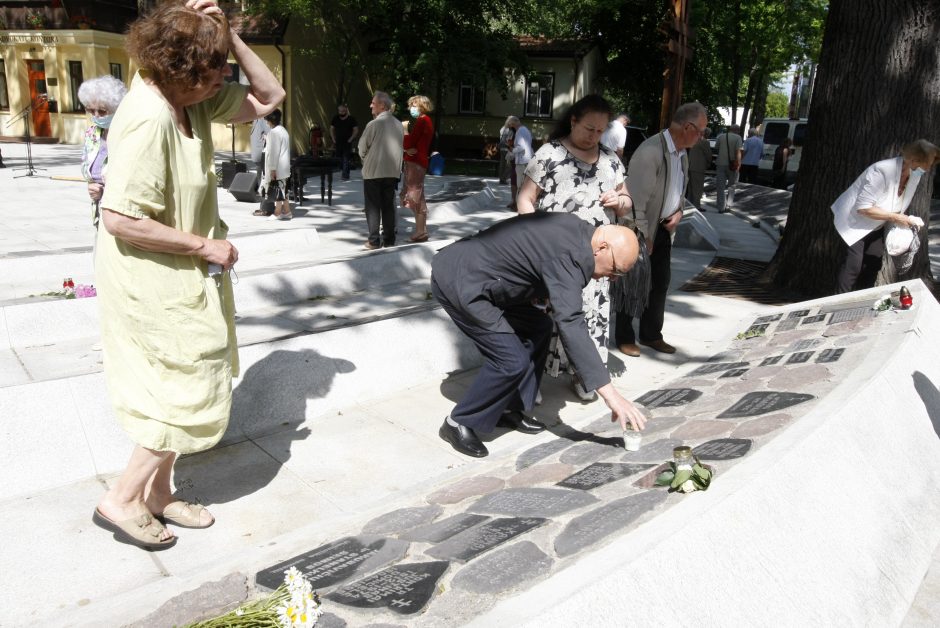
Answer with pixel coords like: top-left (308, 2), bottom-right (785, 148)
top-left (673, 446), bottom-right (694, 469)
top-left (623, 429), bottom-right (642, 451)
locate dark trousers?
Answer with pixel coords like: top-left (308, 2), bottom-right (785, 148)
top-left (616, 225), bottom-right (672, 345)
top-left (363, 177), bottom-right (397, 246)
top-left (836, 229), bottom-right (884, 293)
top-left (432, 279), bottom-right (553, 433)
top-left (740, 164), bottom-right (759, 183)
top-left (337, 141), bottom-right (353, 179)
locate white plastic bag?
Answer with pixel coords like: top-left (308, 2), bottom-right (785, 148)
top-left (885, 224), bottom-right (915, 256)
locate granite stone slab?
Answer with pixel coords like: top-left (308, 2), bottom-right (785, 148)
top-left (398, 513), bottom-right (490, 544)
top-left (634, 388), bottom-right (703, 408)
top-left (717, 391), bottom-right (815, 418)
top-left (450, 541), bottom-right (553, 594)
top-left (767, 366), bottom-right (831, 390)
top-left (774, 318), bottom-right (799, 332)
top-left (690, 361), bottom-right (750, 376)
top-left (732, 413), bottom-right (794, 438)
top-left (425, 517), bottom-right (547, 562)
top-left (326, 561), bottom-right (449, 615)
top-left (693, 438), bottom-right (753, 460)
top-left (507, 462), bottom-right (576, 488)
top-left (788, 338), bottom-right (824, 352)
top-left (556, 463), bottom-right (656, 490)
top-left (467, 487), bottom-right (599, 517)
top-left (256, 536), bottom-right (409, 591)
top-left (554, 491), bottom-right (669, 557)
top-left (558, 441), bottom-right (623, 466)
top-left (426, 476), bottom-right (505, 505)
top-left (816, 348), bottom-right (845, 363)
top-left (787, 351), bottom-right (815, 364)
top-left (515, 439), bottom-right (574, 471)
top-left (671, 420), bottom-right (733, 440)
top-left (362, 505), bottom-right (443, 535)
top-left (801, 314), bottom-right (828, 325)
top-left (720, 368), bottom-right (749, 378)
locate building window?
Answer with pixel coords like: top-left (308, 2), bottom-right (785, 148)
top-left (110, 63), bottom-right (122, 81)
top-left (0, 60), bottom-right (9, 110)
top-left (458, 83), bottom-right (485, 114)
top-left (68, 60), bottom-right (84, 112)
top-left (524, 73), bottom-right (554, 118)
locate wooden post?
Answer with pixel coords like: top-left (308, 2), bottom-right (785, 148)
top-left (659, 0), bottom-right (693, 129)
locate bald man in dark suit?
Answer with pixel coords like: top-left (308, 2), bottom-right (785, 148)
top-left (431, 212), bottom-right (647, 458)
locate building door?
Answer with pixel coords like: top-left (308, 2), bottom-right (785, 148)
top-left (26, 60), bottom-right (51, 137)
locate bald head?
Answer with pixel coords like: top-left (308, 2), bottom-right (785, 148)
top-left (591, 225), bottom-right (640, 279)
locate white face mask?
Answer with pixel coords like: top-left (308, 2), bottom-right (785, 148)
top-left (409, 106), bottom-right (420, 118)
top-left (92, 114), bottom-right (114, 129)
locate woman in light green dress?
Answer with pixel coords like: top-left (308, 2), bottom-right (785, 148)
top-left (91, 0), bottom-right (284, 550)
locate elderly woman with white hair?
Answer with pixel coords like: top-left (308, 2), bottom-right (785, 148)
top-left (78, 74), bottom-right (128, 227)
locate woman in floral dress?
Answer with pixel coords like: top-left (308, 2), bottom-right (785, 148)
top-left (517, 94), bottom-right (634, 400)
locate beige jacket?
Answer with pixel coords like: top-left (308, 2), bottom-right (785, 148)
top-left (358, 111), bottom-right (404, 179)
top-left (626, 130), bottom-right (689, 242)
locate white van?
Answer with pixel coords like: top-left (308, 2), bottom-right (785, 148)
top-left (758, 117), bottom-right (809, 183)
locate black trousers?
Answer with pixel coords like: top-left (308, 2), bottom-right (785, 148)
top-left (337, 141), bottom-right (353, 179)
top-left (836, 228), bottom-right (884, 293)
top-left (432, 278), bottom-right (553, 433)
top-left (616, 225), bottom-right (672, 345)
top-left (363, 177), bottom-right (397, 246)
top-left (740, 164), bottom-right (759, 183)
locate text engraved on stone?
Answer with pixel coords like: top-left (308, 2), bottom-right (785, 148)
top-left (690, 361), bottom-right (750, 376)
top-left (693, 438), bottom-right (753, 460)
top-left (426, 517), bottom-right (547, 562)
top-left (327, 561), bottom-right (449, 614)
top-left (634, 388), bottom-right (703, 408)
top-left (816, 348), bottom-right (845, 363)
top-left (718, 391), bottom-right (815, 418)
top-left (556, 463), bottom-right (655, 490)
top-left (775, 318), bottom-right (799, 332)
top-left (787, 351), bottom-right (814, 364)
top-left (760, 355), bottom-right (784, 366)
top-left (720, 368), bottom-right (749, 378)
top-left (787, 309), bottom-right (811, 318)
top-left (801, 314), bottom-right (828, 325)
top-left (753, 313), bottom-right (783, 324)
top-left (828, 307), bottom-right (868, 324)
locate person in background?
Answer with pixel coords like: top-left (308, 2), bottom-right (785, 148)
top-left (600, 112), bottom-right (630, 160)
top-left (497, 116), bottom-right (514, 184)
top-left (517, 94), bottom-right (632, 402)
top-left (714, 124), bottom-right (743, 212)
top-left (401, 95), bottom-right (434, 242)
top-left (359, 91), bottom-right (404, 250)
top-left (330, 104), bottom-right (359, 180)
top-left (773, 137), bottom-right (793, 189)
top-left (739, 127), bottom-right (764, 184)
top-left (249, 116), bottom-right (268, 183)
top-left (831, 139), bottom-right (938, 293)
top-left (508, 116), bottom-right (532, 210)
top-left (261, 108), bottom-right (291, 220)
top-left (78, 74), bottom-right (128, 228)
top-left (686, 127), bottom-right (712, 210)
top-left (92, 0), bottom-right (284, 550)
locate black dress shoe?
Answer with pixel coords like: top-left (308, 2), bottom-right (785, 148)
top-left (497, 410), bottom-right (547, 434)
top-left (439, 419), bottom-right (488, 458)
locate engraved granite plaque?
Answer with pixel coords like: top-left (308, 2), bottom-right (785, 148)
top-left (775, 318), bottom-right (799, 332)
top-left (634, 388), bottom-right (703, 408)
top-left (690, 362), bottom-right (750, 376)
top-left (256, 536), bottom-right (409, 591)
top-left (327, 561), bottom-right (449, 614)
top-left (788, 338), bottom-right (823, 352)
top-left (719, 368), bottom-right (749, 378)
top-left (398, 513), bottom-right (489, 543)
top-left (760, 355), bottom-right (784, 366)
top-left (788, 309), bottom-right (810, 318)
top-left (468, 487), bottom-right (598, 517)
top-left (744, 323), bottom-right (770, 336)
top-left (828, 307), bottom-right (868, 324)
top-left (718, 391), bottom-right (815, 418)
top-left (556, 463), bottom-right (655, 490)
top-left (753, 313), bottom-right (783, 324)
top-left (816, 348), bottom-right (845, 363)
top-left (425, 517), bottom-right (547, 562)
top-left (787, 351), bottom-right (814, 364)
top-left (693, 438), bottom-right (752, 460)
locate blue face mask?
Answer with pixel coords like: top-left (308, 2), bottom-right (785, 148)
top-left (911, 166), bottom-right (926, 176)
top-left (409, 106), bottom-right (420, 118)
top-left (92, 114), bottom-right (114, 129)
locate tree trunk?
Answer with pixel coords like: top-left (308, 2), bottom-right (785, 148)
top-left (763, 0), bottom-right (940, 298)
top-left (728, 0), bottom-right (743, 125)
top-left (750, 71), bottom-right (768, 127)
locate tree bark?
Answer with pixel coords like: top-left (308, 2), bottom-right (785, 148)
top-left (763, 0), bottom-right (940, 298)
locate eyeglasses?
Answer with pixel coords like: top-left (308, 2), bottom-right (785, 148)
top-left (86, 107), bottom-right (109, 116)
top-left (686, 121), bottom-right (706, 137)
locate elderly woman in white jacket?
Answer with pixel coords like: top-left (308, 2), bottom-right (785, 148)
top-left (832, 139), bottom-right (938, 292)
top-left (261, 108), bottom-right (292, 220)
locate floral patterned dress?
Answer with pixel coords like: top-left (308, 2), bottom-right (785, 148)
top-left (524, 140), bottom-right (625, 378)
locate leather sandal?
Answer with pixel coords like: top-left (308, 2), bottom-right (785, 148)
top-left (92, 508), bottom-right (176, 551)
top-left (157, 500), bottom-right (214, 529)
top-left (409, 232), bottom-right (429, 243)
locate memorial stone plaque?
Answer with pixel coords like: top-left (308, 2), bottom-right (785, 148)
top-left (745, 323), bottom-right (770, 336)
top-left (468, 487), bottom-right (598, 517)
top-left (634, 388), bottom-right (703, 408)
top-left (719, 368), bottom-right (749, 378)
top-left (718, 391), bottom-right (814, 418)
top-left (753, 313), bottom-right (783, 324)
top-left (788, 309), bottom-right (810, 318)
top-left (801, 314), bottom-right (827, 325)
top-left (363, 505), bottom-right (443, 535)
top-left (451, 541), bottom-right (553, 594)
top-left (775, 318), bottom-right (799, 332)
top-left (327, 561), bottom-right (449, 615)
top-left (556, 463), bottom-right (655, 490)
top-left (621, 438), bottom-right (683, 462)
top-left (554, 491), bottom-right (669, 557)
top-left (828, 307), bottom-right (868, 324)
top-left (398, 513), bottom-right (489, 543)
top-left (425, 517), bottom-right (547, 562)
top-left (693, 438), bottom-right (752, 460)
top-left (760, 355), bottom-right (784, 366)
top-left (707, 350), bottom-right (745, 362)
top-left (690, 361), bottom-right (750, 376)
top-left (515, 438), bottom-right (574, 471)
top-left (256, 536), bottom-right (409, 591)
top-left (816, 348), bottom-right (845, 363)
top-left (787, 351), bottom-right (814, 364)
top-left (788, 338), bottom-right (823, 352)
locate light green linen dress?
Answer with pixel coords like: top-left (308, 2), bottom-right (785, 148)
top-left (97, 73), bottom-right (247, 454)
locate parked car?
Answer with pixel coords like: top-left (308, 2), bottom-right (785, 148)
top-left (758, 117), bottom-right (809, 185)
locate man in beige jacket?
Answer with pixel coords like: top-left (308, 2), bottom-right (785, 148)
top-left (616, 102), bottom-right (706, 357)
top-left (359, 91), bottom-right (404, 249)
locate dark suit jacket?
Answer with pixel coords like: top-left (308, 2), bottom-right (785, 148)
top-left (432, 212), bottom-right (609, 391)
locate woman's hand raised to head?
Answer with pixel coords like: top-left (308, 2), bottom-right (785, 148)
top-left (185, 0), bottom-right (223, 16)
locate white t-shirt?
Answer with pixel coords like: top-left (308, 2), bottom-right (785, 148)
top-left (600, 119), bottom-right (627, 153)
top-left (661, 130), bottom-right (686, 220)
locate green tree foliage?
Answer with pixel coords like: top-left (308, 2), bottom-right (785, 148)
top-left (764, 91), bottom-right (788, 118)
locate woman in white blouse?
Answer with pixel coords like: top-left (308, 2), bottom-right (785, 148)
top-left (831, 139), bottom-right (938, 292)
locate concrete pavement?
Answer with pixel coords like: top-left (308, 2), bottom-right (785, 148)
top-left (0, 143), bottom-right (937, 627)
